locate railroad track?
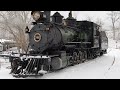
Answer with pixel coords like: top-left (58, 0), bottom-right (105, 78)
top-left (104, 53), bottom-right (116, 78)
top-left (108, 56), bottom-right (115, 71)
top-left (107, 49), bottom-right (112, 54)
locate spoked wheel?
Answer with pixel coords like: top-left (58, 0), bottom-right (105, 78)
top-left (82, 51), bottom-right (87, 62)
top-left (92, 50), bottom-right (97, 59)
top-left (69, 52), bottom-right (78, 66)
top-left (73, 52), bottom-right (78, 64)
top-left (78, 51), bottom-right (83, 64)
top-left (84, 51), bottom-right (87, 60)
top-left (88, 50), bottom-right (92, 59)
top-left (69, 56), bottom-right (74, 66)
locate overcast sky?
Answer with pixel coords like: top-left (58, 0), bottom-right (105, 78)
top-left (51, 11), bottom-right (111, 29)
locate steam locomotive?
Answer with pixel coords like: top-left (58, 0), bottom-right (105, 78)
top-left (4, 11), bottom-right (108, 77)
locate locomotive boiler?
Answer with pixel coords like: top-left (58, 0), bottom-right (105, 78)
top-left (1, 11), bottom-right (108, 77)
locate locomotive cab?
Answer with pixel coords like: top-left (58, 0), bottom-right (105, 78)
top-left (100, 31), bottom-right (108, 54)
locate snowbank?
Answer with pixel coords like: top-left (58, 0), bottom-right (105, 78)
top-left (108, 38), bottom-right (120, 49)
top-left (0, 38), bottom-right (120, 79)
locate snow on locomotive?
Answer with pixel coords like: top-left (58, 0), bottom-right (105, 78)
top-left (4, 11), bottom-right (108, 77)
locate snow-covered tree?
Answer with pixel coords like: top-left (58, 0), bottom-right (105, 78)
top-left (107, 11), bottom-right (120, 40)
top-left (86, 16), bottom-right (93, 22)
top-left (95, 18), bottom-right (104, 31)
top-left (0, 11), bottom-right (32, 53)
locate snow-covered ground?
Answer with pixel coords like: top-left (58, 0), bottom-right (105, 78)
top-left (0, 57), bottom-right (14, 79)
top-left (0, 39), bottom-right (120, 79)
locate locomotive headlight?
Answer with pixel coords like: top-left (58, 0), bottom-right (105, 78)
top-left (32, 11), bottom-right (41, 21)
top-left (34, 33), bottom-right (42, 42)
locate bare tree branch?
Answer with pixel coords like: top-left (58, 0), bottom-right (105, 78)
top-left (0, 11), bottom-right (31, 53)
top-left (107, 11), bottom-right (120, 40)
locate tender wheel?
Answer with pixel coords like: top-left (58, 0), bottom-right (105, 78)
top-left (100, 52), bottom-right (103, 56)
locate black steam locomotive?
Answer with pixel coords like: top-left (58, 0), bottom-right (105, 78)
top-left (5, 11), bottom-right (108, 77)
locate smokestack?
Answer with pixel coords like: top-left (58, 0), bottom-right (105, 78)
top-left (44, 11), bottom-right (51, 22)
top-left (69, 11), bottom-right (72, 18)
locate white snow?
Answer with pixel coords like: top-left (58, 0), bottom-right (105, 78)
top-left (0, 39), bottom-right (120, 79)
top-left (0, 57), bottom-right (15, 79)
top-left (0, 39), bottom-right (15, 43)
top-left (28, 48), bottom-right (119, 79)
